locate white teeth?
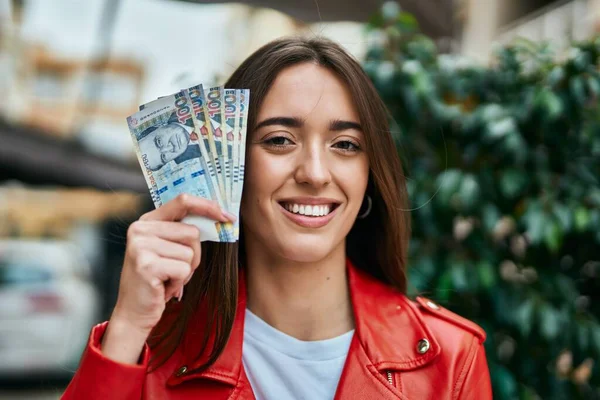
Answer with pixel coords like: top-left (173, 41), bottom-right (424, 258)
top-left (283, 203), bottom-right (334, 217)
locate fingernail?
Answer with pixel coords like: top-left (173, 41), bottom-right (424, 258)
top-left (223, 211), bottom-right (237, 222)
top-left (177, 287), bottom-right (184, 302)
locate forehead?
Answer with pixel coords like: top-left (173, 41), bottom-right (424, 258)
top-left (154, 124), bottom-right (181, 136)
top-left (258, 63), bottom-right (360, 122)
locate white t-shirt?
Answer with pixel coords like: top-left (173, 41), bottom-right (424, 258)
top-left (242, 309), bottom-right (354, 400)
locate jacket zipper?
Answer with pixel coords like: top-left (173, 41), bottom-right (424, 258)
top-left (386, 370), bottom-right (394, 385)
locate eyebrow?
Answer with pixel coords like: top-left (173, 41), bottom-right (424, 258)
top-left (254, 116), bottom-right (303, 130)
top-left (254, 116), bottom-right (363, 132)
top-left (329, 119), bottom-right (363, 132)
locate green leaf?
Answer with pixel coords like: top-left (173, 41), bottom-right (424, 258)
top-left (555, 276), bottom-right (579, 303)
top-left (435, 169), bottom-right (463, 206)
top-left (482, 203), bottom-right (501, 233)
top-left (574, 207), bottom-right (591, 232)
top-left (458, 174), bottom-right (481, 212)
top-left (591, 322), bottom-right (600, 356)
top-left (515, 298), bottom-right (535, 337)
top-left (539, 303), bottom-right (561, 341)
top-left (523, 201), bottom-right (546, 245)
top-left (547, 66), bottom-right (565, 87)
top-left (477, 260), bottom-right (496, 290)
top-left (552, 203), bottom-right (573, 232)
top-left (450, 261), bottom-right (470, 292)
top-left (485, 117), bottom-right (517, 141)
top-left (578, 322), bottom-right (591, 351)
top-left (535, 87), bottom-right (563, 119)
top-left (491, 364), bottom-right (518, 399)
top-left (570, 77), bottom-right (587, 106)
top-left (436, 270), bottom-right (453, 303)
top-left (502, 132), bottom-right (528, 164)
top-left (500, 168), bottom-right (528, 199)
top-left (397, 12), bottom-right (419, 32)
top-left (543, 218), bottom-right (563, 253)
top-left (587, 76), bottom-right (600, 97)
top-left (588, 188), bottom-right (600, 207)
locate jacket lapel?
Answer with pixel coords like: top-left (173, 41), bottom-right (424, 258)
top-left (333, 260), bottom-right (441, 399)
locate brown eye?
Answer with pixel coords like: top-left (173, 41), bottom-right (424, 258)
top-left (333, 140), bottom-right (360, 151)
top-left (265, 136), bottom-right (293, 146)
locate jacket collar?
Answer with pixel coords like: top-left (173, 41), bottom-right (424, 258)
top-left (346, 259), bottom-right (440, 371)
top-left (167, 259), bottom-right (440, 387)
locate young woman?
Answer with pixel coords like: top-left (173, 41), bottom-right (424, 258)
top-left (63, 37), bottom-right (492, 400)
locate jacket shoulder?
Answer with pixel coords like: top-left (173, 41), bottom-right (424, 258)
top-left (413, 297), bottom-right (486, 344)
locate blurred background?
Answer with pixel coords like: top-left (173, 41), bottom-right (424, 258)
top-left (0, 0), bottom-right (599, 399)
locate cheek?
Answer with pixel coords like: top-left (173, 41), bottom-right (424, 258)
top-left (334, 157), bottom-right (369, 202)
top-left (242, 148), bottom-right (291, 208)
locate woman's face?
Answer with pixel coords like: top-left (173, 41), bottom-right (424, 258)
top-left (242, 63), bottom-right (369, 262)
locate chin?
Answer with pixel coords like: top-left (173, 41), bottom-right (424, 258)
top-left (273, 232), bottom-right (341, 263)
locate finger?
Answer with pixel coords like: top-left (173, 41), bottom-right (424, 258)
top-left (184, 271), bottom-right (194, 286)
top-left (129, 220), bottom-right (199, 245)
top-left (141, 194), bottom-right (235, 223)
top-left (148, 237), bottom-right (195, 265)
top-left (149, 258), bottom-right (191, 301)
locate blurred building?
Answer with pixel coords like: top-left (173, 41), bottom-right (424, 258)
top-left (0, 185), bottom-right (141, 239)
top-left (221, 4), bottom-right (367, 82)
top-left (459, 0), bottom-right (600, 61)
top-left (4, 45), bottom-right (143, 141)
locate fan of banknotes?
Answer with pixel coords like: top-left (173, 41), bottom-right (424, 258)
top-left (126, 85), bottom-right (250, 243)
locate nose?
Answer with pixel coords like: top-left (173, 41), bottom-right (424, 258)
top-left (293, 142), bottom-right (332, 188)
top-left (164, 139), bottom-right (175, 152)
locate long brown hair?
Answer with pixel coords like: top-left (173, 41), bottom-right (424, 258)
top-left (148, 36), bottom-right (411, 372)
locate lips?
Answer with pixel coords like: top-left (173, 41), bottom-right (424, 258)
top-left (277, 198), bottom-right (341, 228)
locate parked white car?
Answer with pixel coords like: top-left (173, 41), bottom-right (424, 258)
top-left (0, 240), bottom-right (100, 377)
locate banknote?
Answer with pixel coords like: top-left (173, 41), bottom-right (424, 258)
top-left (223, 88), bottom-right (239, 204)
top-left (127, 92), bottom-right (224, 242)
top-left (204, 86), bottom-right (229, 208)
top-left (232, 89), bottom-right (250, 238)
top-left (184, 85), bottom-right (234, 241)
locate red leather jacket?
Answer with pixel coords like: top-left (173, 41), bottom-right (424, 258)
top-left (63, 261), bottom-right (492, 399)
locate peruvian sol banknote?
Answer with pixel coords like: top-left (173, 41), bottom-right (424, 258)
top-left (126, 92), bottom-right (227, 242)
top-left (223, 88), bottom-right (239, 203)
top-left (204, 86), bottom-right (229, 206)
top-left (184, 84), bottom-right (234, 241)
top-left (231, 89), bottom-right (249, 238)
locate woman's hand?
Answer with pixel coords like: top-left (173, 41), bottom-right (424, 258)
top-left (100, 194), bottom-right (234, 364)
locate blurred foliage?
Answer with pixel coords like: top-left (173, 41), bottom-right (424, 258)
top-left (365, 2), bottom-right (600, 399)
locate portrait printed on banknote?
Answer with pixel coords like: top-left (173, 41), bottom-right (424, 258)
top-left (137, 121), bottom-right (202, 171)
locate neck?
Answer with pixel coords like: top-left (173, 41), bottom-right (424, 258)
top-left (244, 242), bottom-right (354, 341)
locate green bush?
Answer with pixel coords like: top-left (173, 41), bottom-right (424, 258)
top-left (364, 3), bottom-right (600, 399)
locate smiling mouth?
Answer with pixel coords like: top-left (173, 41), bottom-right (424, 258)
top-left (278, 202), bottom-right (340, 217)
